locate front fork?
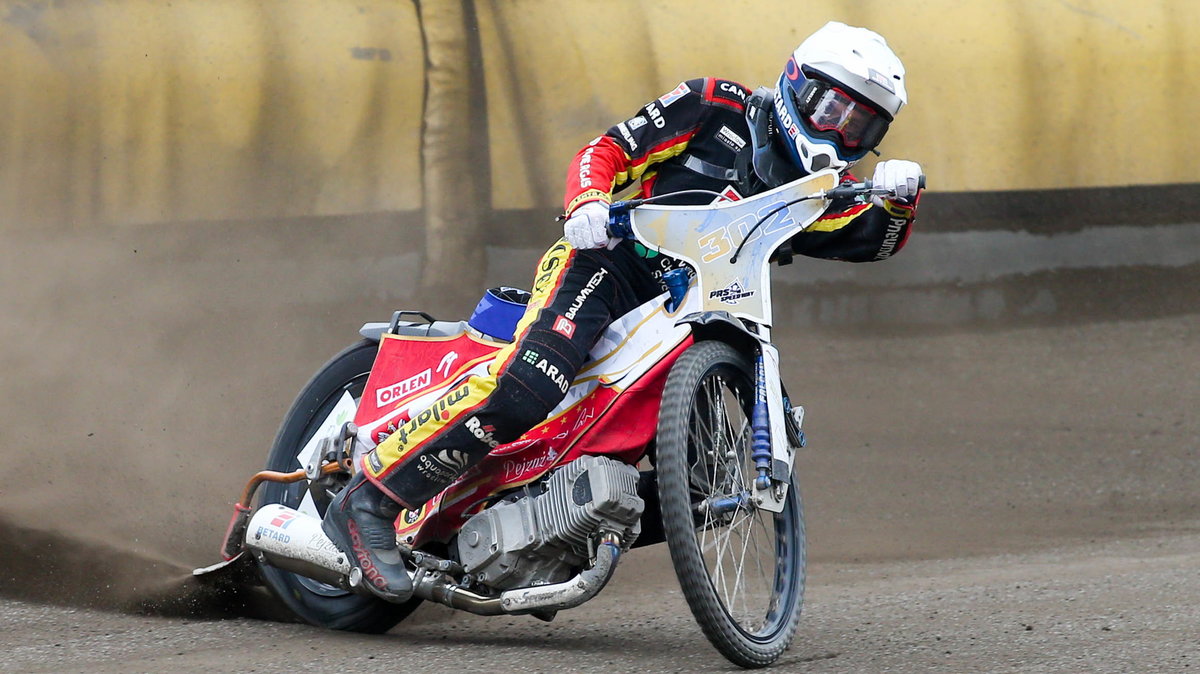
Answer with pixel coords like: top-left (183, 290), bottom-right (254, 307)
top-left (750, 343), bottom-right (804, 513)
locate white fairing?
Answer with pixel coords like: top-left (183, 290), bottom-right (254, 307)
top-left (628, 170), bottom-right (839, 511)
top-left (629, 169), bottom-right (839, 327)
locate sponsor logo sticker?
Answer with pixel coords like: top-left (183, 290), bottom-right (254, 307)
top-left (718, 81), bottom-right (747, 100)
top-left (868, 67), bottom-right (896, 93)
top-left (401, 505), bottom-right (424, 525)
top-left (708, 280), bottom-right (756, 305)
top-left (658, 81), bottom-right (690, 107)
top-left (874, 217), bottom-right (907, 260)
top-left (347, 520), bottom-right (389, 590)
top-left (502, 447), bottom-right (559, 481)
top-left (577, 136), bottom-right (602, 188)
top-left (367, 451), bottom-right (384, 473)
top-left (553, 315), bottom-right (576, 338)
top-left (628, 115), bottom-right (648, 130)
top-left (390, 384), bottom-right (471, 447)
top-left (616, 121), bottom-right (638, 151)
top-left (716, 125), bottom-right (746, 152)
top-left (564, 268), bottom-right (607, 320)
top-left (270, 511), bottom-right (297, 529)
top-left (417, 453), bottom-right (459, 483)
top-left (464, 416), bottom-right (500, 449)
top-left (534, 357), bottom-right (569, 393)
top-left (376, 368), bottom-right (432, 408)
top-left (643, 102), bottom-right (666, 128)
top-left (436, 351), bottom-right (458, 378)
top-left (773, 89), bottom-right (801, 140)
top-left (433, 448), bottom-right (470, 472)
top-left (785, 57), bottom-right (801, 81)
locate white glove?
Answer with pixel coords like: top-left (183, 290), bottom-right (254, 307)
top-left (872, 159), bottom-right (924, 203)
top-left (563, 201), bottom-right (614, 250)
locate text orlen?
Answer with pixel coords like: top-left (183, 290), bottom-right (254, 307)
top-left (376, 368), bottom-right (432, 408)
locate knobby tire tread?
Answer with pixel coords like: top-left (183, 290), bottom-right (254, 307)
top-left (656, 340), bottom-right (805, 668)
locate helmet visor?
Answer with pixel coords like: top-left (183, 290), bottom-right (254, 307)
top-left (794, 83), bottom-right (889, 151)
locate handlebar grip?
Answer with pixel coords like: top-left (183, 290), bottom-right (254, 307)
top-left (607, 200), bottom-right (638, 239)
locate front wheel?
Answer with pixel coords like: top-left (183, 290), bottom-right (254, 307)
top-left (257, 339), bottom-right (421, 633)
top-left (656, 341), bottom-right (806, 668)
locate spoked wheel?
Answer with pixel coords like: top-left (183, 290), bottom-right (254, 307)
top-left (257, 339), bottom-right (421, 633)
top-left (656, 341), bottom-right (806, 668)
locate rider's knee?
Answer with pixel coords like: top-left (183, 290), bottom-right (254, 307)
top-left (498, 341), bottom-right (579, 427)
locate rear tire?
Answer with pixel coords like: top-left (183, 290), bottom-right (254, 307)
top-left (656, 341), bottom-right (806, 668)
top-left (257, 339), bottom-right (421, 633)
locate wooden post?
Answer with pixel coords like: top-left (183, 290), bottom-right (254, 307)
top-left (416, 0), bottom-right (490, 315)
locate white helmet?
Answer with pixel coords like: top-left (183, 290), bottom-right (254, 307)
top-left (772, 22), bottom-right (908, 173)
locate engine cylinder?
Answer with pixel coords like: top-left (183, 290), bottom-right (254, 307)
top-left (456, 455), bottom-right (644, 590)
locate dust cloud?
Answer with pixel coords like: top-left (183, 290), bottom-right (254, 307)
top-left (0, 219), bottom-right (422, 616)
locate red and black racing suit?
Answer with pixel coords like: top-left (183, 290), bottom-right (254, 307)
top-left (361, 78), bottom-right (918, 509)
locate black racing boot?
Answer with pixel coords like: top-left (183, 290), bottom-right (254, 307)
top-left (322, 471), bottom-right (414, 603)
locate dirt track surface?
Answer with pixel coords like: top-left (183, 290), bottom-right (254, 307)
top-left (3, 224), bottom-right (1199, 671)
top-left (3, 529), bottom-right (1200, 673)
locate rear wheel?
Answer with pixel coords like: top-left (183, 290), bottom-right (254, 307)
top-left (257, 339), bottom-right (421, 633)
top-left (656, 341), bottom-right (806, 668)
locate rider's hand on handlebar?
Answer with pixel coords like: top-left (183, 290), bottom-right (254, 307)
top-left (563, 201), bottom-right (618, 250)
top-left (871, 159), bottom-right (924, 204)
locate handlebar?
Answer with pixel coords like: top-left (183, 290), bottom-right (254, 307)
top-left (822, 174), bottom-right (926, 201)
top-left (607, 174), bottom-right (926, 238)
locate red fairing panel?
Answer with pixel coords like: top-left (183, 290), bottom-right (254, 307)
top-left (400, 336), bottom-right (694, 545)
top-left (354, 333), bottom-right (503, 447)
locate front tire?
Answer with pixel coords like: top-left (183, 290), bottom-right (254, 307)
top-left (257, 339), bottom-right (421, 633)
top-left (656, 341), bottom-right (806, 668)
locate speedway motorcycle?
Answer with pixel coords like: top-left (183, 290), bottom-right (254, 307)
top-left (197, 170), bottom-right (910, 668)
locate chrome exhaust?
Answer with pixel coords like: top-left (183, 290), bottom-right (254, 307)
top-left (500, 532), bottom-right (622, 614)
top-left (243, 504), bottom-right (353, 589)
top-left (246, 505), bottom-right (623, 615)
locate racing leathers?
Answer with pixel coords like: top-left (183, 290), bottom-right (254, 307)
top-left (565, 77), bottom-right (917, 266)
top-left (353, 77), bottom-right (918, 527)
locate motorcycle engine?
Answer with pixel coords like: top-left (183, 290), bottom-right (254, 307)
top-left (455, 455), bottom-right (643, 591)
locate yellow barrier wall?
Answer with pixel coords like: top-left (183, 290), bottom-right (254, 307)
top-left (0, 1), bottom-right (1195, 227)
top-left (483, 0), bottom-right (1200, 206)
top-left (0, 0), bottom-right (423, 228)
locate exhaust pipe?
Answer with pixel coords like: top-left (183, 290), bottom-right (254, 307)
top-left (246, 505), bottom-right (623, 615)
top-left (500, 533), bottom-right (621, 614)
top-left (244, 504), bottom-right (353, 588)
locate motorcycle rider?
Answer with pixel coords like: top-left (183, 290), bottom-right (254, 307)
top-left (323, 21), bottom-right (924, 602)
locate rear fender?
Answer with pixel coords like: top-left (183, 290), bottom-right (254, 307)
top-left (360, 310), bottom-right (475, 343)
